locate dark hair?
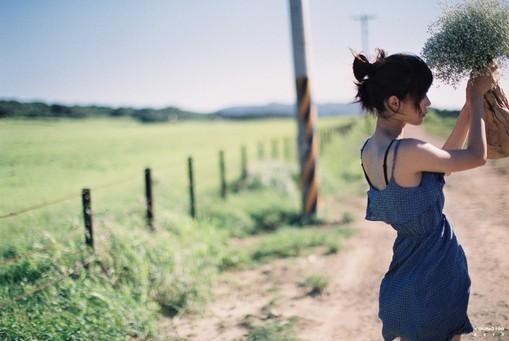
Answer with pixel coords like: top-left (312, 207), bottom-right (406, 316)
top-left (352, 48), bottom-right (433, 118)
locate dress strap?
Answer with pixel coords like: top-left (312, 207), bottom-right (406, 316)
top-left (361, 162), bottom-right (376, 189)
top-left (360, 138), bottom-right (376, 189)
top-left (383, 139), bottom-right (397, 185)
top-left (391, 139), bottom-right (402, 179)
top-left (360, 137), bottom-right (401, 188)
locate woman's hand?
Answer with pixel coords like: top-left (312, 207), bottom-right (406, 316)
top-left (468, 64), bottom-right (497, 100)
top-left (461, 101), bottom-right (471, 121)
top-left (468, 75), bottom-right (493, 99)
top-left (443, 86), bottom-right (474, 178)
top-left (466, 79), bottom-right (473, 105)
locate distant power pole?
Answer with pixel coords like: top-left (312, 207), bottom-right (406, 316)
top-left (288, 0), bottom-right (319, 218)
top-left (352, 14), bottom-right (377, 133)
top-left (351, 14), bottom-right (377, 55)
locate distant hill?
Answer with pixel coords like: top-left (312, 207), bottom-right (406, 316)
top-left (0, 99), bottom-right (218, 123)
top-left (216, 102), bottom-right (362, 118)
top-left (1, 99), bottom-right (459, 123)
top-left (0, 99), bottom-right (363, 122)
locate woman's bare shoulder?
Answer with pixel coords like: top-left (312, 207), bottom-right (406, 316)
top-left (398, 137), bottom-right (485, 173)
top-left (396, 137), bottom-right (437, 170)
top-left (398, 137), bottom-right (435, 151)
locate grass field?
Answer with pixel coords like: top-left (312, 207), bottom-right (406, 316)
top-left (0, 111), bottom-right (456, 339)
top-left (0, 114), bottom-right (372, 340)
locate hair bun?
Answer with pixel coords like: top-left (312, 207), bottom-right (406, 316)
top-left (353, 53), bottom-right (374, 82)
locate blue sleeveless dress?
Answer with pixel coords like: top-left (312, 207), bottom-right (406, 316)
top-left (360, 137), bottom-right (474, 341)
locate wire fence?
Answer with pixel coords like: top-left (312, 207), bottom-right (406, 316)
top-left (0, 122), bottom-right (355, 255)
top-left (0, 121), bottom-right (357, 306)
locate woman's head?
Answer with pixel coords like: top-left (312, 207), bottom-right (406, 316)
top-left (352, 49), bottom-right (433, 122)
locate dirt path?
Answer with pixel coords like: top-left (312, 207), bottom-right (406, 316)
top-left (159, 124), bottom-right (509, 340)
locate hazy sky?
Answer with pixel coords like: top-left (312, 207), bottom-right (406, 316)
top-left (1, 0), bottom-right (501, 112)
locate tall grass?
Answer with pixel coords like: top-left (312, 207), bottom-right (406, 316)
top-left (0, 115), bottom-right (363, 339)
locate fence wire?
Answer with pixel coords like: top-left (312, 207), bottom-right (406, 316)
top-left (0, 129), bottom-right (326, 255)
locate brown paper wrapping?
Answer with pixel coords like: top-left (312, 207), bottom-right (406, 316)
top-left (483, 82), bottom-right (509, 159)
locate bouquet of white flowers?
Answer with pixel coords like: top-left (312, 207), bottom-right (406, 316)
top-left (422, 0), bottom-right (509, 159)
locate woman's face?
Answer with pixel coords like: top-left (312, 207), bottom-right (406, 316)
top-left (399, 94), bottom-right (431, 124)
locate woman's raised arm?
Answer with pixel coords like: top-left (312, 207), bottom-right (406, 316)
top-left (441, 103), bottom-right (471, 151)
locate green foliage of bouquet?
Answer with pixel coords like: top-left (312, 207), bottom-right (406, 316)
top-left (422, 0), bottom-right (509, 86)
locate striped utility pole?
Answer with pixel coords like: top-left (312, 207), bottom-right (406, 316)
top-left (289, 0), bottom-right (319, 217)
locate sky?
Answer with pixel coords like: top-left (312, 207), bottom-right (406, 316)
top-left (1, 0), bottom-right (502, 112)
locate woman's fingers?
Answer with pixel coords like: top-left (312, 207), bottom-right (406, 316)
top-left (471, 73), bottom-right (496, 95)
top-left (488, 60), bottom-right (498, 72)
top-left (466, 79), bottom-right (473, 99)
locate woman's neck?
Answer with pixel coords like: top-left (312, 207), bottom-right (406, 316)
top-left (373, 114), bottom-right (406, 142)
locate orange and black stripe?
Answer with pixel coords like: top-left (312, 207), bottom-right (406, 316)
top-left (296, 76), bottom-right (319, 215)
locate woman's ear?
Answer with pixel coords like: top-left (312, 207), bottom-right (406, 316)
top-left (385, 96), bottom-right (400, 114)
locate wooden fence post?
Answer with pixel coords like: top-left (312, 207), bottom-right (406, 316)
top-left (219, 150), bottom-right (227, 199)
top-left (188, 156), bottom-right (196, 218)
top-left (241, 145), bottom-right (247, 180)
top-left (271, 139), bottom-right (278, 159)
top-left (284, 137), bottom-right (290, 161)
top-left (258, 141), bottom-right (264, 160)
top-left (81, 188), bottom-right (94, 250)
top-left (145, 168), bottom-right (154, 230)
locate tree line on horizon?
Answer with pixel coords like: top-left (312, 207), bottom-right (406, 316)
top-left (0, 99), bottom-right (460, 123)
top-left (0, 99), bottom-right (217, 123)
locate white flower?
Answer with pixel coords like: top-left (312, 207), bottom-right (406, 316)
top-left (421, 0), bottom-right (509, 86)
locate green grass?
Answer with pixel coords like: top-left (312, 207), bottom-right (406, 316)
top-left (0, 118), bottom-right (293, 247)
top-left (218, 225), bottom-right (354, 271)
top-left (421, 109), bottom-right (458, 138)
top-left (242, 315), bottom-right (301, 341)
top-left (0, 115), bottom-right (367, 339)
top-left (318, 115), bottom-right (373, 199)
top-left (300, 274), bottom-right (330, 296)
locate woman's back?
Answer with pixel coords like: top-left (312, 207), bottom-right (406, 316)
top-left (360, 137), bottom-right (447, 231)
top-left (360, 137), bottom-right (425, 191)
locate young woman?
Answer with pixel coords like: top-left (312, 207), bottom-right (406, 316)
top-left (354, 49), bottom-right (495, 340)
